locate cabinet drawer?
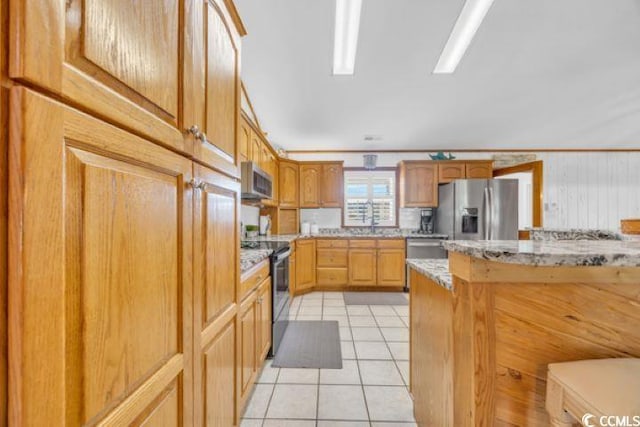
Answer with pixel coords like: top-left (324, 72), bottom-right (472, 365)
top-left (349, 240), bottom-right (376, 248)
top-left (377, 239), bottom-right (405, 249)
top-left (317, 249), bottom-right (348, 267)
top-left (317, 239), bottom-right (348, 248)
top-left (240, 260), bottom-right (270, 299)
top-left (317, 268), bottom-right (348, 285)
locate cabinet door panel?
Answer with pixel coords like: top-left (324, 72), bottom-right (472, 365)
top-left (321, 163), bottom-right (343, 207)
top-left (466, 162), bottom-right (493, 179)
top-left (258, 278), bottom-right (272, 361)
top-left (296, 240), bottom-right (317, 290)
top-left (401, 163), bottom-right (438, 207)
top-left (299, 165), bottom-right (321, 208)
top-left (438, 163), bottom-right (466, 183)
top-left (377, 249), bottom-right (406, 286)
top-left (239, 118), bottom-right (251, 161)
top-left (279, 161), bottom-right (299, 207)
top-left (348, 250), bottom-right (377, 286)
top-left (203, 319), bottom-right (236, 427)
top-left (239, 296), bottom-right (257, 406)
top-left (194, 0), bottom-right (242, 177)
top-left (8, 88), bottom-right (193, 426)
top-left (10, 0), bottom-right (186, 152)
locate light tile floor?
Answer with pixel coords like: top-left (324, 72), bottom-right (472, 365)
top-left (241, 291), bottom-right (416, 427)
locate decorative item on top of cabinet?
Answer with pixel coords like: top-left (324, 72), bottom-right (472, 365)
top-left (399, 161), bottom-right (438, 208)
top-left (192, 163), bottom-right (241, 426)
top-left (296, 239), bottom-right (317, 291)
top-left (279, 160), bottom-right (299, 207)
top-left (299, 162), bottom-right (344, 208)
top-left (190, 0), bottom-right (244, 178)
top-left (9, 88), bottom-right (195, 426)
top-left (10, 0), bottom-right (190, 156)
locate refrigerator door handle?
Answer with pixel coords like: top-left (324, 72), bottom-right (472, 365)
top-left (483, 187), bottom-right (490, 240)
top-left (488, 186), bottom-right (495, 240)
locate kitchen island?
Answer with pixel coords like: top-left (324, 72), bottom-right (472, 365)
top-left (407, 240), bottom-right (640, 427)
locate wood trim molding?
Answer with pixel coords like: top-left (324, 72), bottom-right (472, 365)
top-left (222, 0), bottom-right (247, 36)
top-left (286, 148), bottom-right (640, 154)
top-left (493, 160), bottom-right (543, 227)
top-left (241, 82), bottom-right (262, 133)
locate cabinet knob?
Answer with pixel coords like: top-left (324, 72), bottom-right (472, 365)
top-left (187, 125), bottom-right (208, 144)
top-left (188, 179), bottom-right (206, 191)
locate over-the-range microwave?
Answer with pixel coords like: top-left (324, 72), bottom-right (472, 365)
top-left (241, 162), bottom-right (273, 200)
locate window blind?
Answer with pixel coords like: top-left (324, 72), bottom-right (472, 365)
top-left (343, 170), bottom-right (396, 227)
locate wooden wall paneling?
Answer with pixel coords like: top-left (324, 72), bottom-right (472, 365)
top-left (9, 88), bottom-right (194, 426)
top-left (10, 0), bottom-right (188, 154)
top-left (192, 163), bottom-right (240, 426)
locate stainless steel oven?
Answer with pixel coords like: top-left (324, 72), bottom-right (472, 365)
top-left (270, 246), bottom-right (290, 357)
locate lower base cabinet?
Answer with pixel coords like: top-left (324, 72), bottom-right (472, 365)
top-left (204, 319), bottom-right (237, 427)
top-left (377, 248), bottom-right (406, 286)
top-left (238, 270), bottom-right (272, 416)
top-left (348, 249), bottom-right (377, 286)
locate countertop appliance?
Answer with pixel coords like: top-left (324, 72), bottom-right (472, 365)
top-left (240, 240), bottom-right (290, 357)
top-left (241, 161), bottom-right (273, 200)
top-left (435, 179), bottom-right (519, 240)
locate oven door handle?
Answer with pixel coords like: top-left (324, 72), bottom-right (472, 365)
top-left (274, 249), bottom-right (291, 262)
top-left (407, 241), bottom-right (443, 247)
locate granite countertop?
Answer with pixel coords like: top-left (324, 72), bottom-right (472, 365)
top-left (247, 229), bottom-right (448, 240)
top-left (240, 248), bottom-right (272, 273)
top-left (528, 227), bottom-right (640, 242)
top-left (406, 259), bottom-right (452, 291)
top-left (443, 240), bottom-right (640, 267)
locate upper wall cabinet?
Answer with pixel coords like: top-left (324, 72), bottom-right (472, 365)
top-left (10, 0), bottom-right (189, 155)
top-left (191, 0), bottom-right (244, 178)
top-left (239, 117), bottom-right (251, 162)
top-left (279, 161), bottom-right (299, 208)
top-left (299, 162), bottom-right (344, 208)
top-left (399, 161), bottom-right (438, 208)
top-left (438, 161), bottom-right (493, 183)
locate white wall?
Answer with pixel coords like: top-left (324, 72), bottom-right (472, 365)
top-left (289, 151), bottom-right (640, 231)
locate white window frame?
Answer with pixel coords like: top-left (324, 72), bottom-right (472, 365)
top-left (343, 169), bottom-right (397, 227)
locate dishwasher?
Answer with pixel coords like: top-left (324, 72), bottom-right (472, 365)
top-left (405, 238), bottom-right (448, 291)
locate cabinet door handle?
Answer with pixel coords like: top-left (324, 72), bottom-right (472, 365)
top-left (187, 125), bottom-right (208, 144)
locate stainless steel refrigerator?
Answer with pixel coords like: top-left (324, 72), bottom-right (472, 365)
top-left (435, 179), bottom-right (519, 240)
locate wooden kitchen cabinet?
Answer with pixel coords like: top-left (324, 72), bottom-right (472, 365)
top-left (192, 164), bottom-right (240, 426)
top-left (8, 88), bottom-right (195, 426)
top-left (465, 161), bottom-right (493, 178)
top-left (377, 249), bottom-right (406, 286)
top-left (191, 0), bottom-right (243, 177)
top-left (257, 277), bottom-right (272, 362)
top-left (299, 162), bottom-right (344, 208)
top-left (251, 132), bottom-right (262, 165)
top-left (279, 161), bottom-right (299, 207)
top-left (9, 0), bottom-right (189, 156)
top-left (299, 164), bottom-right (322, 207)
top-left (239, 117), bottom-right (252, 162)
top-left (238, 291), bottom-right (258, 410)
top-left (438, 162), bottom-right (466, 183)
top-left (321, 163), bottom-right (344, 207)
top-left (289, 250), bottom-right (297, 297)
top-left (399, 161), bottom-right (439, 207)
top-left (349, 249), bottom-right (377, 286)
top-left (296, 239), bottom-right (317, 290)
top-left (317, 242), bottom-right (348, 286)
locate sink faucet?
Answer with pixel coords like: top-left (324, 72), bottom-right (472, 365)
top-left (363, 200), bottom-right (379, 233)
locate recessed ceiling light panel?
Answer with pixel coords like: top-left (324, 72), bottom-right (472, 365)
top-left (433, 0), bottom-right (495, 74)
top-left (333, 0), bottom-right (363, 75)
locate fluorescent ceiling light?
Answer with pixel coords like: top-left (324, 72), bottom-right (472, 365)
top-left (333, 0), bottom-right (363, 75)
top-left (433, 0), bottom-right (495, 74)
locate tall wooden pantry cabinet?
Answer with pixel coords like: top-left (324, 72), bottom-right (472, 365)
top-left (4, 0), bottom-right (246, 425)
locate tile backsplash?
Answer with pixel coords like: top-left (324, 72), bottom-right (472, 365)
top-left (299, 208), bottom-right (342, 228)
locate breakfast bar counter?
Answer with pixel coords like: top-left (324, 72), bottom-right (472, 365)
top-left (408, 240), bottom-right (640, 427)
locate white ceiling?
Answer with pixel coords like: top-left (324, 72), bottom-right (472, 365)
top-left (235, 0), bottom-right (640, 151)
